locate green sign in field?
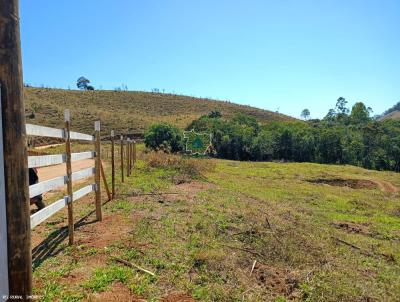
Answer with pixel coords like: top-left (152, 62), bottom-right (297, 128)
top-left (183, 129), bottom-right (212, 155)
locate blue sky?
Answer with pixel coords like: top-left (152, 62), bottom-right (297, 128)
top-left (20, 0), bottom-right (400, 118)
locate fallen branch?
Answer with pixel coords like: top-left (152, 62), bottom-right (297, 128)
top-left (332, 236), bottom-right (395, 262)
top-left (331, 236), bottom-right (372, 256)
top-left (111, 256), bottom-right (155, 276)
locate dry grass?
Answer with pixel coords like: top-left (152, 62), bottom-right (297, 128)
top-left (24, 87), bottom-right (294, 136)
top-left (143, 151), bottom-right (215, 182)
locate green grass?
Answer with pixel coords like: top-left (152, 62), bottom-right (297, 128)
top-left (24, 87), bottom-right (294, 136)
top-left (31, 146), bottom-right (400, 301)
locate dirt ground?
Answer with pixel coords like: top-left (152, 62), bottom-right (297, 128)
top-left (37, 159), bottom-right (95, 181)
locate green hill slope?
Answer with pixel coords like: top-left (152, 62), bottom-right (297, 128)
top-left (24, 87), bottom-right (294, 135)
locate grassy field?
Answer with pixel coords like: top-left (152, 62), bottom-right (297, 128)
top-left (24, 87), bottom-right (293, 136)
top-left (31, 146), bottom-right (400, 301)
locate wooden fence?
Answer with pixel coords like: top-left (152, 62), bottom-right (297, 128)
top-left (26, 109), bottom-right (136, 245)
top-left (0, 3), bottom-right (141, 297)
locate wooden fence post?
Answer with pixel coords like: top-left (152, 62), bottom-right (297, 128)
top-left (111, 130), bottom-right (115, 199)
top-left (126, 139), bottom-right (131, 177)
top-left (128, 140), bottom-right (131, 175)
top-left (0, 0), bottom-right (32, 299)
top-left (64, 109), bottom-right (74, 245)
top-left (120, 135), bottom-right (124, 183)
top-left (94, 121), bottom-right (102, 221)
top-left (133, 140), bottom-right (137, 167)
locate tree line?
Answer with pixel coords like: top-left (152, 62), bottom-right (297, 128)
top-left (145, 98), bottom-right (400, 172)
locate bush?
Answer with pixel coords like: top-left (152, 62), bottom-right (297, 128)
top-left (143, 151), bottom-right (215, 182)
top-left (144, 123), bottom-right (183, 153)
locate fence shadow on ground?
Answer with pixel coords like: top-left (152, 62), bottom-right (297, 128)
top-left (32, 210), bottom-right (96, 271)
top-left (32, 198), bottom-right (113, 271)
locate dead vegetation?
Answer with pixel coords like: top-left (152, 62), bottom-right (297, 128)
top-left (143, 151), bottom-right (215, 184)
top-left (24, 87), bottom-right (293, 136)
top-left (307, 178), bottom-right (378, 189)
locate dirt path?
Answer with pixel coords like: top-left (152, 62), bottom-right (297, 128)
top-left (34, 143), bottom-right (63, 150)
top-left (37, 159), bottom-right (94, 181)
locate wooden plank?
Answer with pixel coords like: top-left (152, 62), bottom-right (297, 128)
top-left (30, 197), bottom-right (68, 229)
top-left (71, 167), bottom-right (95, 182)
top-left (30, 184), bottom-right (96, 230)
top-left (28, 154), bottom-right (65, 168)
top-left (71, 151), bottom-right (95, 162)
top-left (69, 131), bottom-right (94, 142)
top-left (73, 184), bottom-right (96, 201)
top-left (29, 175), bottom-right (66, 198)
top-left (28, 151), bottom-right (94, 168)
top-left (26, 123), bottom-right (64, 139)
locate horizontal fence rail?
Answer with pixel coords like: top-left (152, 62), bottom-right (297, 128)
top-left (26, 124), bottom-right (95, 142)
top-left (28, 166), bottom-right (95, 198)
top-left (28, 154), bottom-right (65, 168)
top-left (28, 151), bottom-right (95, 168)
top-left (69, 131), bottom-right (94, 142)
top-left (30, 183), bottom-right (96, 229)
top-left (29, 175), bottom-right (67, 198)
top-left (26, 124), bottom-right (64, 139)
top-left (71, 166), bottom-right (95, 182)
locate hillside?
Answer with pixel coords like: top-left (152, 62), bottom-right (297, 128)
top-left (379, 110), bottom-right (400, 121)
top-left (24, 87), bottom-right (293, 136)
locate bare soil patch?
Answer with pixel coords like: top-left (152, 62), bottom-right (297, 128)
top-left (161, 292), bottom-right (196, 302)
top-left (85, 282), bottom-right (143, 302)
top-left (308, 178), bottom-right (377, 189)
top-left (332, 221), bottom-right (371, 235)
top-left (251, 263), bottom-right (301, 298)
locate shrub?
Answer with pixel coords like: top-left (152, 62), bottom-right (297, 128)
top-left (144, 123), bottom-right (183, 153)
top-left (144, 151), bottom-right (215, 181)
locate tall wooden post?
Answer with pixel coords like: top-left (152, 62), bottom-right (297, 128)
top-left (111, 130), bottom-right (115, 199)
top-left (94, 121), bottom-right (102, 221)
top-left (130, 141), bottom-right (133, 172)
top-left (128, 140), bottom-right (131, 175)
top-left (64, 109), bottom-right (74, 245)
top-left (126, 139), bottom-right (130, 177)
top-left (133, 140), bottom-right (137, 167)
top-left (0, 0), bottom-right (32, 299)
top-left (120, 135), bottom-right (124, 183)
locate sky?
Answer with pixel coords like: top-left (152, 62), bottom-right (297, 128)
top-left (20, 0), bottom-right (400, 118)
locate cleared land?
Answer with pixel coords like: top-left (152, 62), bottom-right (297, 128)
top-left (24, 87), bottom-right (294, 136)
top-left (379, 110), bottom-right (400, 121)
top-left (30, 147), bottom-right (400, 301)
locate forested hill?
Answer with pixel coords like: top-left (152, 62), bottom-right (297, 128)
top-left (23, 87), bottom-right (294, 135)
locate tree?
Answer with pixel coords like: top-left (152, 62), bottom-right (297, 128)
top-left (77, 76), bottom-right (91, 90)
top-left (301, 109), bottom-right (310, 120)
top-left (335, 97), bottom-right (349, 114)
top-left (144, 123), bottom-right (183, 153)
top-left (350, 102), bottom-right (371, 124)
